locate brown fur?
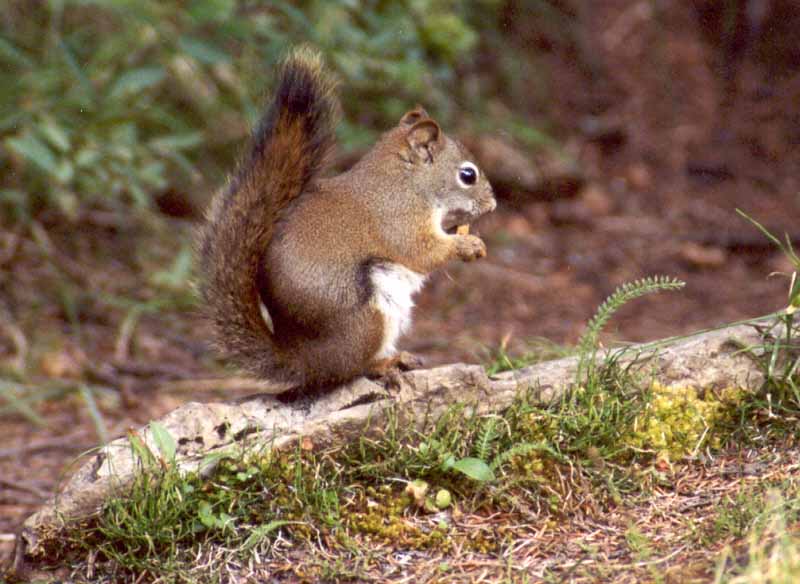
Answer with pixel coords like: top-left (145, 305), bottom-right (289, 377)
top-left (197, 48), bottom-right (495, 398)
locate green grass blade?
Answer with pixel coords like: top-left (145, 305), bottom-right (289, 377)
top-left (241, 520), bottom-right (291, 552)
top-left (79, 384), bottom-right (110, 444)
top-left (0, 381), bottom-right (47, 427)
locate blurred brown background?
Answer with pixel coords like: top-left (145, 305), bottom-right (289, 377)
top-left (2, 0), bottom-right (799, 559)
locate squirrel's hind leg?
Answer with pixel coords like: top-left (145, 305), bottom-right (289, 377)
top-left (368, 351), bottom-right (424, 375)
top-left (366, 351), bottom-right (424, 393)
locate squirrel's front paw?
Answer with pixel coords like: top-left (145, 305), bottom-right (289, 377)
top-left (455, 234), bottom-right (487, 262)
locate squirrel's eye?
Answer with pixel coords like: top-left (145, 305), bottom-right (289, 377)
top-left (457, 162), bottom-right (478, 188)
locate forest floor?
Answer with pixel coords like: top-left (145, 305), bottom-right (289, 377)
top-left (3, 1), bottom-right (800, 581)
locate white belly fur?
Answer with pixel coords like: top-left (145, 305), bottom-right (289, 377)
top-left (371, 263), bottom-right (426, 359)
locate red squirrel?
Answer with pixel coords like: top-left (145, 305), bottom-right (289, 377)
top-left (198, 47), bottom-right (496, 398)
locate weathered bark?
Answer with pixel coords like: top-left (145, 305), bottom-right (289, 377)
top-left (12, 318), bottom-right (777, 571)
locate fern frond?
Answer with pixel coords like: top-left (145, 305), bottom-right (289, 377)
top-left (473, 417), bottom-right (499, 462)
top-left (576, 275), bottom-right (685, 381)
top-left (490, 441), bottom-right (566, 470)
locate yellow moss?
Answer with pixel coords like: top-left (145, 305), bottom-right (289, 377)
top-left (627, 382), bottom-right (745, 461)
top-left (343, 488), bottom-right (453, 551)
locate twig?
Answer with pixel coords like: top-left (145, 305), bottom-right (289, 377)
top-left (112, 360), bottom-right (193, 380)
top-left (29, 221), bottom-right (89, 284)
top-left (629, 544), bottom-right (688, 568)
top-left (0, 434), bottom-right (93, 459)
top-left (84, 362), bottom-right (123, 389)
top-left (0, 307), bottom-right (28, 374)
top-left (0, 477), bottom-right (51, 500)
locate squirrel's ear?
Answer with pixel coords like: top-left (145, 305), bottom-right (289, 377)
top-left (405, 119), bottom-right (442, 162)
top-left (399, 106), bottom-right (430, 127)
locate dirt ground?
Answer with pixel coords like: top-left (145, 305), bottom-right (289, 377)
top-left (2, 0), bottom-right (800, 578)
top-left (414, 0), bottom-right (799, 362)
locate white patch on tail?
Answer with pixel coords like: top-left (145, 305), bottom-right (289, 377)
top-left (259, 300), bottom-right (275, 334)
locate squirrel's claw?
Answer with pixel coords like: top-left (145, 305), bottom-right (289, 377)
top-left (367, 351), bottom-right (423, 391)
top-left (383, 368), bottom-right (405, 392)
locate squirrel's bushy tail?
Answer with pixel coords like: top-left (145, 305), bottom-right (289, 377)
top-left (197, 47), bottom-right (339, 381)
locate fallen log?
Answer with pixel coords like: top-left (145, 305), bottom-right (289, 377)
top-left (12, 317), bottom-right (778, 571)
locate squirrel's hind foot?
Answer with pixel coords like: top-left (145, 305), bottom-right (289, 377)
top-left (367, 351), bottom-right (424, 391)
top-left (368, 351), bottom-right (423, 374)
top-left (394, 350), bottom-right (424, 371)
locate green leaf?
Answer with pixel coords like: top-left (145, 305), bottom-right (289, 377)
top-left (152, 246), bottom-right (193, 289)
top-left (242, 521), bottom-right (290, 551)
top-left (75, 148), bottom-right (101, 167)
top-left (138, 161), bottom-right (167, 188)
top-left (53, 160), bottom-right (75, 184)
top-left (178, 37), bottom-right (229, 64)
top-left (109, 122), bottom-right (138, 146)
top-left (274, 3), bottom-right (313, 30)
top-left (188, 0), bottom-right (236, 23)
top-left (0, 111), bottom-right (28, 134)
top-left (164, 150), bottom-right (198, 178)
top-left (6, 132), bottom-right (58, 174)
top-left (149, 132), bottom-right (203, 152)
top-left (59, 37), bottom-right (95, 104)
top-left (0, 36), bottom-right (33, 68)
top-left (199, 448), bottom-right (235, 471)
top-left (54, 188), bottom-right (78, 218)
top-left (419, 13), bottom-right (478, 61)
top-left (128, 182), bottom-right (149, 207)
top-left (441, 453), bottom-right (455, 470)
top-left (149, 420), bottom-right (177, 462)
top-left (39, 119), bottom-right (71, 152)
top-left (109, 66), bottom-right (166, 99)
top-left (450, 457), bottom-right (495, 482)
top-left (0, 189), bottom-right (26, 206)
top-left (197, 501), bottom-right (234, 530)
top-left (198, 500), bottom-right (216, 528)
top-left (217, 512), bottom-right (234, 529)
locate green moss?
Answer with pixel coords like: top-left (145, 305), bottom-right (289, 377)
top-left (54, 369), bottom-right (791, 580)
top-left (626, 383), bottom-right (745, 462)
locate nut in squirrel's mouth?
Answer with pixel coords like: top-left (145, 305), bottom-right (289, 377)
top-left (444, 224), bottom-right (470, 235)
top-left (442, 209), bottom-right (476, 235)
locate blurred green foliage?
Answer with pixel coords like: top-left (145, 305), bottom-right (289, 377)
top-left (0, 0), bottom-right (508, 221)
